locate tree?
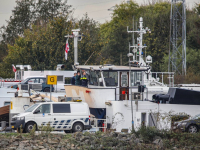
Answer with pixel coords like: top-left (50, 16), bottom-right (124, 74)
top-left (0, 0), bottom-right (73, 45)
top-left (100, 1), bottom-right (139, 65)
top-left (77, 14), bottom-right (102, 65)
top-left (0, 16), bottom-right (73, 78)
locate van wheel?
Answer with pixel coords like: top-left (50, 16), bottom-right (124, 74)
top-left (72, 123), bottom-right (83, 132)
top-left (44, 88), bottom-right (50, 92)
top-left (25, 122), bottom-right (36, 133)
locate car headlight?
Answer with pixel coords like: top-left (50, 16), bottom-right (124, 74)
top-left (17, 116), bottom-right (25, 120)
top-left (181, 122), bottom-right (187, 126)
top-left (174, 122), bottom-right (179, 125)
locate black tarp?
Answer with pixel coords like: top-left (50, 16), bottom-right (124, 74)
top-left (153, 88), bottom-right (200, 105)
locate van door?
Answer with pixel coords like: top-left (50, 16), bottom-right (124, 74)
top-left (33, 104), bottom-right (52, 127)
top-left (52, 103), bottom-right (71, 130)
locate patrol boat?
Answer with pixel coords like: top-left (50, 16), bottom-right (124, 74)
top-left (64, 17), bottom-right (200, 132)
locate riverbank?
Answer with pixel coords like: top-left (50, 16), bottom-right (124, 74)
top-left (1, 127), bottom-right (200, 150)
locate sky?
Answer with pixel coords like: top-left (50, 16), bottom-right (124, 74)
top-left (0, 0), bottom-right (200, 27)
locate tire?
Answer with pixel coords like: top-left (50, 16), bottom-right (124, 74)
top-left (25, 122), bottom-right (36, 133)
top-left (44, 88), bottom-right (50, 92)
top-left (188, 125), bottom-right (198, 133)
top-left (72, 122), bottom-right (83, 133)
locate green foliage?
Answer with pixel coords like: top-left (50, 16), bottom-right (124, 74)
top-left (39, 122), bottom-right (54, 137)
top-left (1, 0), bottom-right (200, 80)
top-left (78, 14), bottom-right (102, 65)
top-left (29, 124), bottom-right (36, 137)
top-left (100, 1), bottom-right (139, 65)
top-left (135, 126), bottom-right (162, 142)
top-left (1, 0), bottom-right (72, 45)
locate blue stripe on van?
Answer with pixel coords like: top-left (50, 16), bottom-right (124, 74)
top-left (60, 120), bottom-right (65, 123)
top-left (85, 118), bottom-right (89, 123)
top-left (57, 126), bottom-right (61, 128)
top-left (67, 120), bottom-right (71, 123)
top-left (63, 126), bottom-right (67, 128)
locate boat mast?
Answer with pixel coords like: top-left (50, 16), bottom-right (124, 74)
top-left (127, 17), bottom-right (150, 66)
top-left (65, 29), bottom-right (82, 65)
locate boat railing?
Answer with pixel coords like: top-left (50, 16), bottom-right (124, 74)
top-left (0, 78), bottom-right (22, 88)
top-left (115, 86), bottom-right (142, 101)
top-left (115, 86), bottom-right (167, 101)
top-left (90, 118), bottom-right (107, 132)
top-left (146, 72), bottom-right (175, 87)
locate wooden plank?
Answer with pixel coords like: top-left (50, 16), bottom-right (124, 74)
top-left (0, 105), bottom-right (9, 116)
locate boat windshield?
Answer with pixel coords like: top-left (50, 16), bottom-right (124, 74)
top-left (192, 114), bottom-right (200, 119)
top-left (25, 104), bottom-right (39, 112)
top-left (89, 71), bottom-right (101, 86)
top-left (131, 71), bottom-right (142, 86)
top-left (103, 71), bottom-right (118, 86)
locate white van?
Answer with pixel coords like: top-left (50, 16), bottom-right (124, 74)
top-left (11, 102), bottom-right (92, 133)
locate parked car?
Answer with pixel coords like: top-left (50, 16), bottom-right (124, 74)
top-left (10, 77), bottom-right (54, 92)
top-left (174, 114), bottom-right (200, 133)
top-left (11, 101), bottom-right (92, 133)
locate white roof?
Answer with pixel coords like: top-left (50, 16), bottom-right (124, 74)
top-left (75, 65), bottom-right (147, 71)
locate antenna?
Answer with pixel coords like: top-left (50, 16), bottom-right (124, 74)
top-left (65, 29), bottom-right (82, 65)
top-left (169, 0), bottom-right (186, 75)
top-left (127, 17), bottom-right (150, 66)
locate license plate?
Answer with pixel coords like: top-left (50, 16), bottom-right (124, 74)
top-left (11, 126), bottom-right (14, 128)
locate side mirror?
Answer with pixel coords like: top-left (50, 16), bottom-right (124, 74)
top-left (33, 109), bottom-right (40, 114)
top-left (99, 78), bottom-right (103, 82)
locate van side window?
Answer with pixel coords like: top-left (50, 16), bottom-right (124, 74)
top-left (53, 104), bottom-right (71, 113)
top-left (35, 104), bottom-right (50, 114)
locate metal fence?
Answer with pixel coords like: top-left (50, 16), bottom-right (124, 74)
top-left (91, 118), bottom-right (107, 132)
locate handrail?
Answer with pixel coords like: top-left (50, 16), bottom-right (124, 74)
top-left (91, 118), bottom-right (107, 132)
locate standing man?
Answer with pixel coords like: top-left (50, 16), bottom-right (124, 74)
top-left (75, 71), bottom-right (81, 85)
top-left (81, 72), bottom-right (88, 87)
top-left (71, 73), bottom-right (76, 85)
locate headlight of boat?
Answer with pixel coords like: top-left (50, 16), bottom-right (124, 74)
top-left (17, 116), bottom-right (25, 120)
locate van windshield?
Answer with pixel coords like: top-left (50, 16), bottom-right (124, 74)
top-left (25, 104), bottom-right (39, 112)
top-left (21, 78), bottom-right (30, 84)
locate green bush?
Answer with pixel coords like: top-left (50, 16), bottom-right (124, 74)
top-left (135, 126), bottom-right (162, 142)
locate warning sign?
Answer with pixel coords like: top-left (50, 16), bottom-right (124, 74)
top-left (46, 75), bottom-right (57, 85)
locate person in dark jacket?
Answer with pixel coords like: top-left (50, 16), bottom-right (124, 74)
top-left (70, 73), bottom-right (76, 85)
top-left (75, 71), bottom-right (81, 85)
top-left (81, 72), bottom-right (88, 87)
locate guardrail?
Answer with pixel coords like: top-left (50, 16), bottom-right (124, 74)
top-left (91, 118), bottom-right (107, 132)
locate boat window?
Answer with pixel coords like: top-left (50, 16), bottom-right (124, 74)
top-left (121, 72), bottom-right (128, 87)
top-left (65, 77), bottom-right (71, 84)
top-left (103, 71), bottom-right (118, 86)
top-left (89, 71), bottom-right (100, 86)
top-left (131, 72), bottom-right (142, 86)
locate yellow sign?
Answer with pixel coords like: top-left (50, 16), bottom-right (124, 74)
top-left (10, 101), bottom-right (13, 110)
top-left (46, 75), bottom-right (57, 85)
top-left (12, 126), bottom-right (14, 128)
